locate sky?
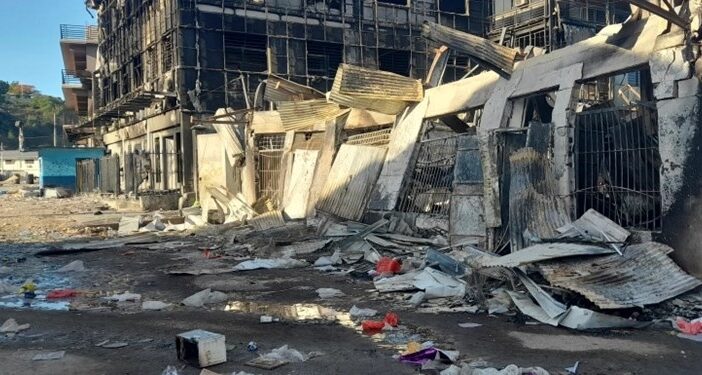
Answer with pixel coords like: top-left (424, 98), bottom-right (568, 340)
top-left (0, 0), bottom-right (96, 99)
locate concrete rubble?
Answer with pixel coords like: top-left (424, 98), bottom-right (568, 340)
top-left (4, 2), bottom-right (702, 374)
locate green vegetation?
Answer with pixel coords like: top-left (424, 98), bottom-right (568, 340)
top-left (0, 80), bottom-right (64, 150)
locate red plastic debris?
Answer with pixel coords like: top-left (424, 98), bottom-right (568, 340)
top-left (361, 311), bottom-right (400, 333)
top-left (376, 257), bottom-right (401, 274)
top-left (676, 318), bottom-right (702, 335)
top-left (46, 289), bottom-right (78, 299)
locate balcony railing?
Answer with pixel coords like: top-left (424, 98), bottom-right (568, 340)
top-left (60, 24), bottom-right (98, 42)
top-left (62, 70), bottom-right (86, 86)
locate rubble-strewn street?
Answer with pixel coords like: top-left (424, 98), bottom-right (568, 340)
top-left (3, 1), bottom-right (702, 374)
top-left (0, 194), bottom-right (701, 375)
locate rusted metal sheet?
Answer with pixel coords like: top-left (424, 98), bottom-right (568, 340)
top-left (477, 243), bottom-right (616, 268)
top-left (334, 64), bottom-right (423, 102)
top-left (264, 75), bottom-right (325, 104)
top-left (421, 21), bottom-right (518, 78)
top-left (316, 144), bottom-right (387, 221)
top-left (539, 242), bottom-right (702, 309)
top-left (277, 99), bottom-right (346, 131)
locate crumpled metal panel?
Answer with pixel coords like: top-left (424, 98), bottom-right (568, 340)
top-left (477, 243), bottom-right (616, 268)
top-left (264, 75), bottom-right (324, 104)
top-left (277, 99), bottom-right (346, 131)
top-left (539, 242), bottom-right (702, 309)
top-left (334, 64), bottom-right (423, 101)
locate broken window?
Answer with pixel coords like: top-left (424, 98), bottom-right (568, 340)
top-left (573, 70), bottom-right (661, 231)
top-left (377, 0), bottom-right (407, 6)
top-left (306, 41), bottom-right (344, 78)
top-left (439, 0), bottom-right (466, 14)
top-left (397, 135), bottom-right (458, 216)
top-left (224, 32), bottom-right (268, 72)
top-left (255, 134), bottom-right (286, 206)
top-left (378, 48), bottom-right (411, 76)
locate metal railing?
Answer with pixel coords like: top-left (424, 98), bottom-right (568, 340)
top-left (60, 24), bottom-right (98, 41)
top-left (62, 70), bottom-right (84, 86)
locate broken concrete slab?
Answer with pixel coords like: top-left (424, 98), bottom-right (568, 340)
top-left (117, 216), bottom-right (140, 236)
top-left (316, 288), bottom-right (345, 299)
top-left (182, 289), bottom-right (228, 307)
top-left (57, 260), bottom-right (86, 272)
top-left (1, 318), bottom-right (30, 335)
top-left (142, 300), bottom-right (172, 311)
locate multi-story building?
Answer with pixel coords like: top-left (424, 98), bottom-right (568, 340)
top-left (75, 0), bottom-right (490, 195)
top-left (60, 24), bottom-right (99, 145)
top-left (488, 0), bottom-right (630, 51)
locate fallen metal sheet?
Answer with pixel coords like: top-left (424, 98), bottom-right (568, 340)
top-left (207, 186), bottom-right (257, 223)
top-left (507, 291), bottom-right (650, 330)
top-left (233, 258), bottom-right (308, 271)
top-left (328, 87), bottom-right (410, 115)
top-left (278, 240), bottom-right (331, 258)
top-left (365, 234), bottom-right (411, 251)
top-left (277, 99), bottom-right (346, 131)
top-left (477, 243), bottom-right (616, 268)
top-left (374, 268), bottom-right (466, 299)
top-left (333, 64), bottom-right (424, 102)
top-left (555, 209), bottom-right (631, 243)
top-left (264, 74), bottom-right (325, 104)
top-left (316, 144), bottom-right (387, 221)
top-left (37, 233), bottom-right (160, 256)
top-left (248, 210), bottom-right (286, 231)
top-left (282, 150), bottom-right (319, 219)
top-left (344, 109), bottom-right (396, 129)
top-left (251, 111), bottom-right (285, 134)
top-left (376, 233), bottom-right (448, 246)
top-left (538, 242), bottom-right (702, 309)
top-left (421, 21), bottom-right (518, 78)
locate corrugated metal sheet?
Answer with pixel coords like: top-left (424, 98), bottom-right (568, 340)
top-left (316, 144), bottom-right (387, 221)
top-left (539, 242), bottom-right (702, 309)
top-left (334, 64), bottom-right (424, 102)
top-left (421, 21), bottom-right (518, 78)
top-left (344, 109), bottom-right (396, 129)
top-left (264, 75), bottom-right (324, 104)
top-left (277, 99), bottom-right (346, 131)
top-left (477, 243), bottom-right (616, 268)
top-left (329, 83), bottom-right (410, 115)
top-left (509, 148), bottom-right (570, 250)
top-left (249, 210), bottom-right (286, 231)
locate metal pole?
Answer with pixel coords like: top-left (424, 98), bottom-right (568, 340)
top-left (53, 112), bottom-right (57, 147)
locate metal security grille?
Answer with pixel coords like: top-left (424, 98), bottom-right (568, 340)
top-left (255, 134), bottom-right (286, 205)
top-left (573, 103), bottom-right (662, 231)
top-left (397, 136), bottom-right (458, 216)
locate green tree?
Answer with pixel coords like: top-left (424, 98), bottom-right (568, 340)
top-left (0, 80), bottom-right (9, 104)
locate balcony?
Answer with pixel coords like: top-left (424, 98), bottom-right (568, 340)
top-left (62, 70), bottom-right (93, 116)
top-left (60, 24), bottom-right (98, 42)
top-left (62, 70), bottom-right (86, 87)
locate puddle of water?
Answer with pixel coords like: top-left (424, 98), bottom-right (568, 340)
top-left (224, 300), bottom-right (419, 351)
top-left (0, 296), bottom-right (70, 311)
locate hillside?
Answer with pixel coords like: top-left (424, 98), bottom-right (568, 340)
top-left (0, 80), bottom-right (64, 150)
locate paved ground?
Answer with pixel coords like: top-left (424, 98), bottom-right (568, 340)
top-left (0, 195), bottom-right (701, 374)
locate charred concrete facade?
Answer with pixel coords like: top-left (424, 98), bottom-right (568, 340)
top-left (84, 0), bottom-right (489, 195)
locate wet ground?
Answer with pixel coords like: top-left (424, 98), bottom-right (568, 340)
top-left (0, 197), bottom-right (701, 374)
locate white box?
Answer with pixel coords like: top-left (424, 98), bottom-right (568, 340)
top-left (176, 329), bottom-right (227, 368)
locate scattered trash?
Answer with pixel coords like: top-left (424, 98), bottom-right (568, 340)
top-left (57, 260), bottom-right (86, 272)
top-left (362, 312), bottom-right (399, 333)
top-left (376, 257), bottom-right (402, 274)
top-left (470, 365), bottom-right (550, 375)
top-left (247, 345), bottom-right (317, 370)
top-left (675, 317), bottom-right (702, 335)
top-left (374, 268), bottom-right (466, 299)
top-left (0, 280), bottom-right (18, 294)
top-left (349, 305), bottom-right (378, 318)
top-left (260, 315), bottom-right (279, 324)
top-left (96, 341), bottom-right (129, 349)
top-left (161, 365), bottom-right (181, 375)
top-left (46, 289), bottom-right (79, 299)
top-left (181, 289), bottom-right (228, 307)
top-left (233, 258), bottom-right (308, 271)
top-left (142, 300), bottom-right (172, 310)
top-left (316, 288), bottom-right (345, 299)
top-left (398, 346), bottom-right (458, 367)
top-left (247, 341), bottom-right (258, 352)
top-left (32, 351), bottom-right (66, 361)
top-left (176, 329), bottom-right (227, 368)
top-left (104, 292), bottom-right (142, 302)
top-left (1, 318), bottom-right (30, 335)
top-left (565, 361), bottom-right (580, 374)
top-left (20, 279), bottom-right (37, 299)
top-left (458, 322), bottom-right (482, 328)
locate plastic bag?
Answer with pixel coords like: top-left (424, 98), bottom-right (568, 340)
top-left (376, 257), bottom-right (401, 274)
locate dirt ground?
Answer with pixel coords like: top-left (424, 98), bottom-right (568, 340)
top-left (0, 194), bottom-right (701, 375)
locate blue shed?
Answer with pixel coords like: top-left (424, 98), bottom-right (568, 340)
top-left (38, 147), bottom-right (105, 190)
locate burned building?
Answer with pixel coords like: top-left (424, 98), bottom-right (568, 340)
top-left (78, 0), bottom-right (490, 197)
top-left (489, 0), bottom-right (630, 51)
